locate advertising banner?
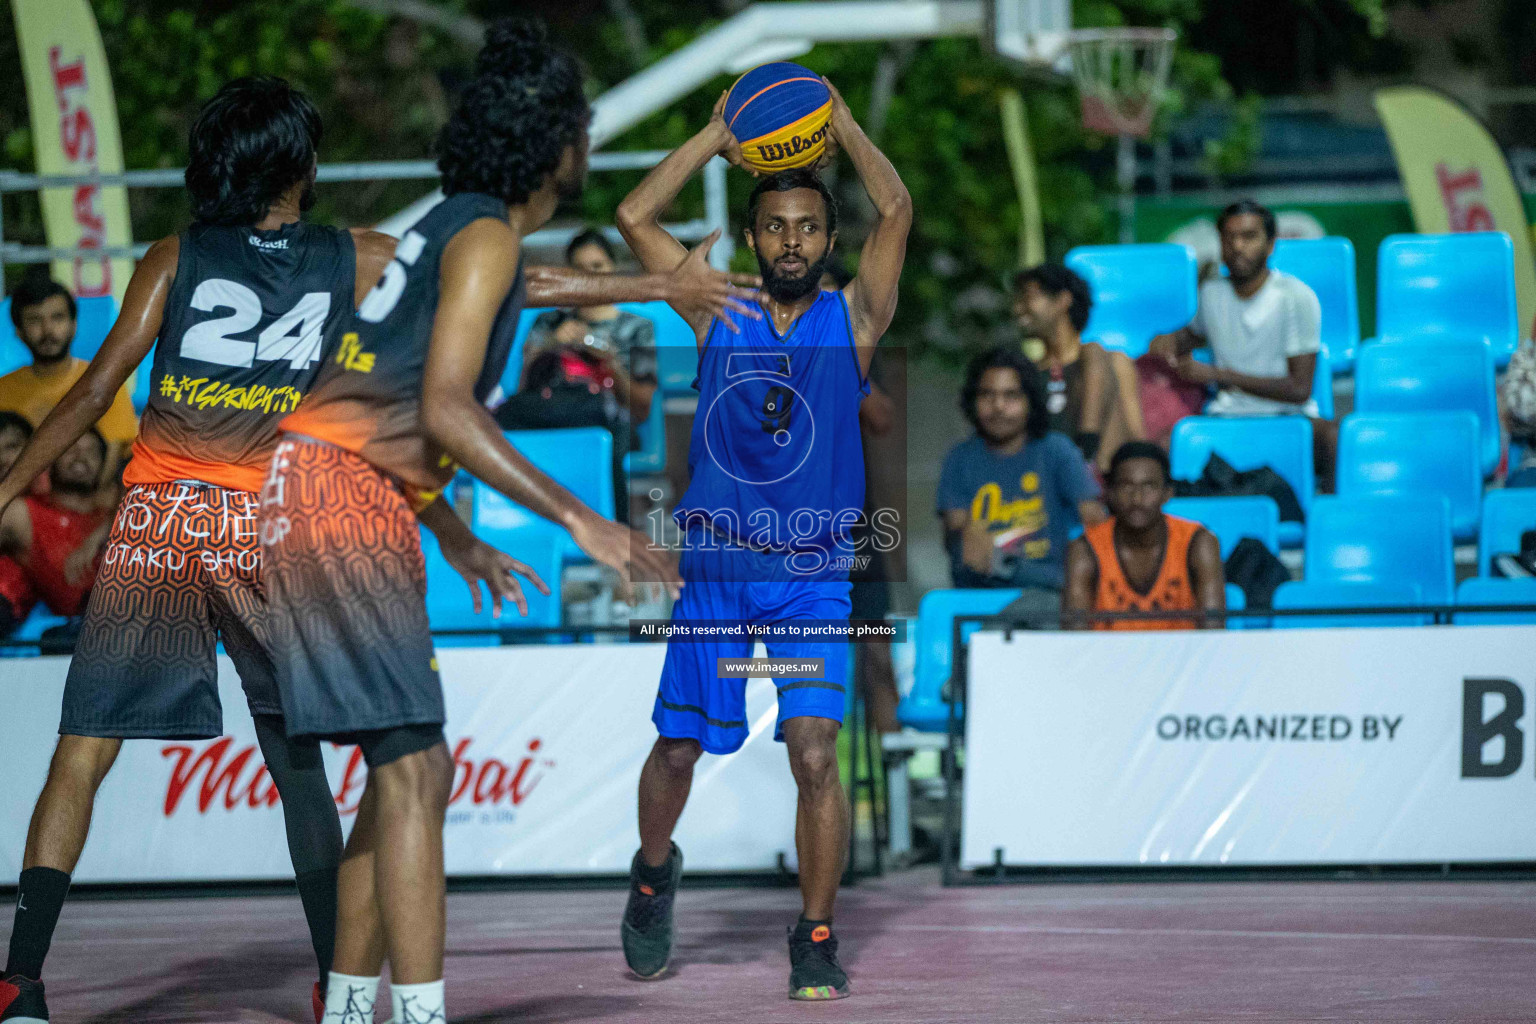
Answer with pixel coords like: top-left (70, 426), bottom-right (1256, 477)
top-left (0, 645), bottom-right (800, 882)
top-left (11, 0), bottom-right (134, 304)
top-left (962, 626), bottom-right (1536, 867)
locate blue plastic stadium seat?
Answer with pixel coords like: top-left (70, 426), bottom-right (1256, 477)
top-left (898, 588), bottom-right (1020, 733)
top-left (1478, 489), bottom-right (1536, 577)
top-left (1455, 577), bottom-right (1536, 625)
top-left (1164, 495), bottom-right (1281, 559)
top-left (1336, 411), bottom-right (1482, 542)
top-left (1065, 244), bottom-right (1198, 359)
top-left (1170, 416), bottom-right (1313, 547)
top-left (1224, 582), bottom-right (1253, 630)
top-left (70, 296), bottom-right (118, 362)
top-left (1309, 346), bottom-right (1334, 422)
top-left (1269, 237), bottom-right (1360, 374)
top-left (475, 427), bottom-right (613, 563)
top-left (421, 521), bottom-right (564, 643)
top-left (1304, 494), bottom-right (1454, 605)
top-left (492, 307), bottom-right (549, 399)
top-left (1272, 579), bottom-right (1430, 628)
top-left (1375, 232), bottom-right (1519, 367)
top-left (618, 300), bottom-right (700, 397)
top-left (1355, 338), bottom-right (1498, 476)
top-left (623, 386), bottom-right (666, 475)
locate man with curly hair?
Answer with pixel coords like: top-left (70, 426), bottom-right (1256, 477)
top-left (0, 77), bottom-right (502, 1024)
top-left (262, 17), bottom-right (757, 1022)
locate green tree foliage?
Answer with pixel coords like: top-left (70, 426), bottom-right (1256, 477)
top-left (0, 0), bottom-right (1389, 358)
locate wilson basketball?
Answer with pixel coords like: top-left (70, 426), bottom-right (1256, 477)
top-left (722, 62), bottom-right (833, 173)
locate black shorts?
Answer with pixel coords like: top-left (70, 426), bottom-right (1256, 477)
top-left (60, 482), bottom-right (277, 739)
top-left (259, 438), bottom-right (443, 741)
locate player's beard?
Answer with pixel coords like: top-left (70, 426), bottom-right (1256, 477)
top-left (758, 249), bottom-right (829, 304)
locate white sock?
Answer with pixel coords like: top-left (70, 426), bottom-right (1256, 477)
top-left (323, 972), bottom-right (381, 1023)
top-left (390, 979), bottom-right (446, 1024)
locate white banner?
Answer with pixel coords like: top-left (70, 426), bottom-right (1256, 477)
top-left (963, 626), bottom-right (1536, 867)
top-left (0, 646), bottom-right (800, 882)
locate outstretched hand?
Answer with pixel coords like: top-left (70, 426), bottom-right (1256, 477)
top-left (440, 534), bottom-right (550, 619)
top-left (669, 229), bottom-right (762, 333)
top-left (568, 510), bottom-right (682, 605)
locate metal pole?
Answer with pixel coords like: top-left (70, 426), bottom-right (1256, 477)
top-left (1117, 133), bottom-right (1136, 244)
top-left (702, 156), bottom-right (733, 271)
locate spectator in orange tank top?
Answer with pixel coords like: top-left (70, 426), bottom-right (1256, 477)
top-left (1064, 441), bottom-right (1225, 631)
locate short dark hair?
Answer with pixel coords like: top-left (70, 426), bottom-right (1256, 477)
top-left (438, 17), bottom-right (591, 204)
top-left (565, 227), bottom-right (614, 266)
top-left (185, 76), bottom-right (322, 226)
top-left (1107, 441), bottom-right (1172, 485)
top-left (1014, 263), bottom-right (1092, 333)
top-left (960, 344), bottom-right (1051, 441)
top-left (746, 169), bottom-right (838, 237)
top-left (0, 410), bottom-right (33, 442)
top-left (1217, 199), bottom-right (1276, 241)
top-left (10, 276), bottom-right (76, 330)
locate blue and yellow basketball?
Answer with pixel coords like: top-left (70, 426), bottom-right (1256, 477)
top-left (723, 62), bottom-right (832, 174)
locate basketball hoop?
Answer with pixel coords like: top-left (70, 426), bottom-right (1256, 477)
top-left (1069, 27), bottom-right (1177, 139)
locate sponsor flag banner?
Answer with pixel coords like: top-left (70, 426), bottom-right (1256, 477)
top-left (963, 626), bottom-right (1536, 867)
top-left (0, 646), bottom-right (800, 882)
top-left (11, 0), bottom-right (134, 305)
top-left (1375, 85), bottom-right (1536, 338)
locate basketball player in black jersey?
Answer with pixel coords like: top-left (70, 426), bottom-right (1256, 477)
top-left (0, 78), bottom-right (529, 1024)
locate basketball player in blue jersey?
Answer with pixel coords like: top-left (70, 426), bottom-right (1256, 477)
top-left (616, 80), bottom-right (910, 999)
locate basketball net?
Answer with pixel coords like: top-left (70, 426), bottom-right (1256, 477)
top-left (1069, 28), bottom-right (1176, 139)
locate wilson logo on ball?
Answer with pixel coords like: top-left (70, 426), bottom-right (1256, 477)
top-left (724, 61), bottom-right (833, 173)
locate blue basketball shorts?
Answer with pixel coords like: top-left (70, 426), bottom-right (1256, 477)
top-left (653, 536), bottom-right (850, 755)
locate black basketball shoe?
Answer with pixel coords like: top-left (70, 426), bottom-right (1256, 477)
top-left (621, 842), bottom-right (683, 979)
top-left (0, 974), bottom-right (48, 1022)
top-left (788, 919), bottom-right (850, 1000)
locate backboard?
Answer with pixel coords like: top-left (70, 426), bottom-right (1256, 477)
top-left (987, 0), bottom-right (1072, 71)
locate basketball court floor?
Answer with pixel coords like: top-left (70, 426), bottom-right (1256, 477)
top-left (38, 868), bottom-right (1536, 1022)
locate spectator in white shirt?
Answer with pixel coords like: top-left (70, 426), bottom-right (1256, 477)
top-left (1149, 200), bottom-right (1336, 486)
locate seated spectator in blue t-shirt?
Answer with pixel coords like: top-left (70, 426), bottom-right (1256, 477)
top-left (937, 345), bottom-right (1107, 619)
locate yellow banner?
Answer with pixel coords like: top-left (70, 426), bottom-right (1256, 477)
top-left (11, 0), bottom-right (133, 306)
top-left (1375, 85), bottom-right (1536, 339)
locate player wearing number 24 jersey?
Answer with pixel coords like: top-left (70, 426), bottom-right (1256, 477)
top-left (0, 77), bottom-right (525, 1024)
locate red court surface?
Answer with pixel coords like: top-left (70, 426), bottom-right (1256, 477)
top-left (37, 869), bottom-right (1536, 1023)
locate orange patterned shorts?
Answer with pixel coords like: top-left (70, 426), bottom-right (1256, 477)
top-left (259, 436), bottom-right (441, 740)
top-left (61, 481), bottom-right (276, 739)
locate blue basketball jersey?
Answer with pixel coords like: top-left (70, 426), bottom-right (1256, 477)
top-left (674, 289), bottom-right (869, 563)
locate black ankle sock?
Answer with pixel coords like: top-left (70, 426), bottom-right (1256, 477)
top-left (6, 867), bottom-right (71, 980)
top-left (796, 916), bottom-right (832, 932)
top-left (294, 867), bottom-right (338, 987)
top-left (635, 846), bottom-right (674, 886)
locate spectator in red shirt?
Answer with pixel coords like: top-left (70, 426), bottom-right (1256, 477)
top-left (0, 412), bottom-right (35, 635)
top-left (0, 429), bottom-right (110, 621)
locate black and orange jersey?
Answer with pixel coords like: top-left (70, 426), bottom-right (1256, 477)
top-left (125, 221), bottom-right (357, 493)
top-left (281, 191), bottom-right (525, 496)
top-left (1085, 514), bottom-right (1203, 631)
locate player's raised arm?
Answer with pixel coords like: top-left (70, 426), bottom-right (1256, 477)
top-left (419, 218), bottom-right (680, 598)
top-left (0, 236), bottom-right (177, 512)
top-left (524, 234), bottom-right (760, 329)
top-left (825, 79), bottom-right (912, 376)
top-left (616, 95), bottom-right (756, 343)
